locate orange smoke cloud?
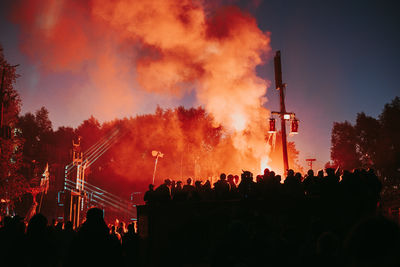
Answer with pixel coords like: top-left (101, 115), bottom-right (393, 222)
top-left (11, 0), bottom-right (272, 174)
top-left (11, 0), bottom-right (138, 120)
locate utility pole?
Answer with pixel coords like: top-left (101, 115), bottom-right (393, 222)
top-left (152, 151), bottom-right (164, 185)
top-left (306, 158), bottom-right (316, 170)
top-left (270, 51), bottom-right (299, 175)
top-left (273, 51), bottom-right (289, 173)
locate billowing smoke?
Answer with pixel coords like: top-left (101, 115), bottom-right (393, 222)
top-left (11, 0), bottom-right (272, 184)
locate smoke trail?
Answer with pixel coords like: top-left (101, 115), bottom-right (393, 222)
top-left (11, 0), bottom-right (272, 173)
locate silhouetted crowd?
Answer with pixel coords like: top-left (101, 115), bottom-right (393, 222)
top-left (0, 168), bottom-right (399, 267)
top-left (139, 168), bottom-right (399, 267)
top-left (0, 209), bottom-right (140, 267)
top-left (145, 168), bottom-right (382, 205)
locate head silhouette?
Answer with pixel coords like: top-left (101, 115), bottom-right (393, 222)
top-left (27, 213), bottom-right (48, 236)
top-left (127, 223), bottom-right (135, 234)
top-left (326, 168), bottom-right (335, 176)
top-left (86, 207), bottom-right (104, 224)
top-left (241, 171), bottom-right (253, 181)
top-left (65, 221), bottom-right (73, 231)
top-left (345, 216), bottom-right (400, 266)
top-left (220, 173), bottom-right (226, 180)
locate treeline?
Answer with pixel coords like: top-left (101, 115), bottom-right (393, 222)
top-left (6, 104), bottom-right (301, 203)
top-left (329, 96), bottom-right (400, 183)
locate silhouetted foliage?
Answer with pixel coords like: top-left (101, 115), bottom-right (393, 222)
top-left (330, 97), bottom-right (400, 179)
top-left (0, 45), bottom-right (27, 210)
top-left (331, 121), bottom-right (361, 170)
top-left (17, 107), bottom-right (54, 183)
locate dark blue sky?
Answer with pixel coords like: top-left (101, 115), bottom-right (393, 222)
top-left (0, 0), bottom-right (399, 170)
top-left (254, 0), bottom-right (400, 169)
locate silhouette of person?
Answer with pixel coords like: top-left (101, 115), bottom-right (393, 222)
top-left (155, 179), bottom-right (172, 202)
top-left (238, 171), bottom-right (256, 199)
top-left (173, 181), bottom-right (186, 201)
top-left (344, 216), bottom-right (400, 267)
top-left (0, 215), bottom-right (27, 266)
top-left (283, 169), bottom-right (302, 197)
top-left (303, 169), bottom-right (320, 196)
top-left (144, 184), bottom-right (156, 204)
top-left (214, 173), bottom-right (230, 200)
top-left (183, 178), bottom-right (195, 200)
top-left (122, 222), bottom-right (141, 266)
top-left (25, 213), bottom-right (57, 266)
top-left (192, 180), bottom-right (202, 201)
top-left (65, 208), bottom-right (122, 266)
top-left (201, 180), bottom-right (214, 200)
top-left (322, 168), bottom-right (339, 197)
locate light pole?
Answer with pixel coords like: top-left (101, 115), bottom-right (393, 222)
top-left (269, 51), bottom-right (299, 174)
top-left (152, 150), bottom-right (164, 185)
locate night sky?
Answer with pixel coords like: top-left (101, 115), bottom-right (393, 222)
top-left (0, 0), bottom-right (399, 171)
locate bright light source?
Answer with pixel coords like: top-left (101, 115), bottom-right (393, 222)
top-left (268, 118), bottom-right (276, 133)
top-left (284, 114), bottom-right (291, 120)
top-left (152, 150), bottom-right (164, 158)
top-left (290, 118), bottom-right (299, 134)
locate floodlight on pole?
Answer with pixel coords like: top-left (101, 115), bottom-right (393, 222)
top-left (152, 150), bottom-right (164, 185)
top-left (268, 118), bottom-right (276, 133)
top-left (290, 118), bottom-right (299, 134)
